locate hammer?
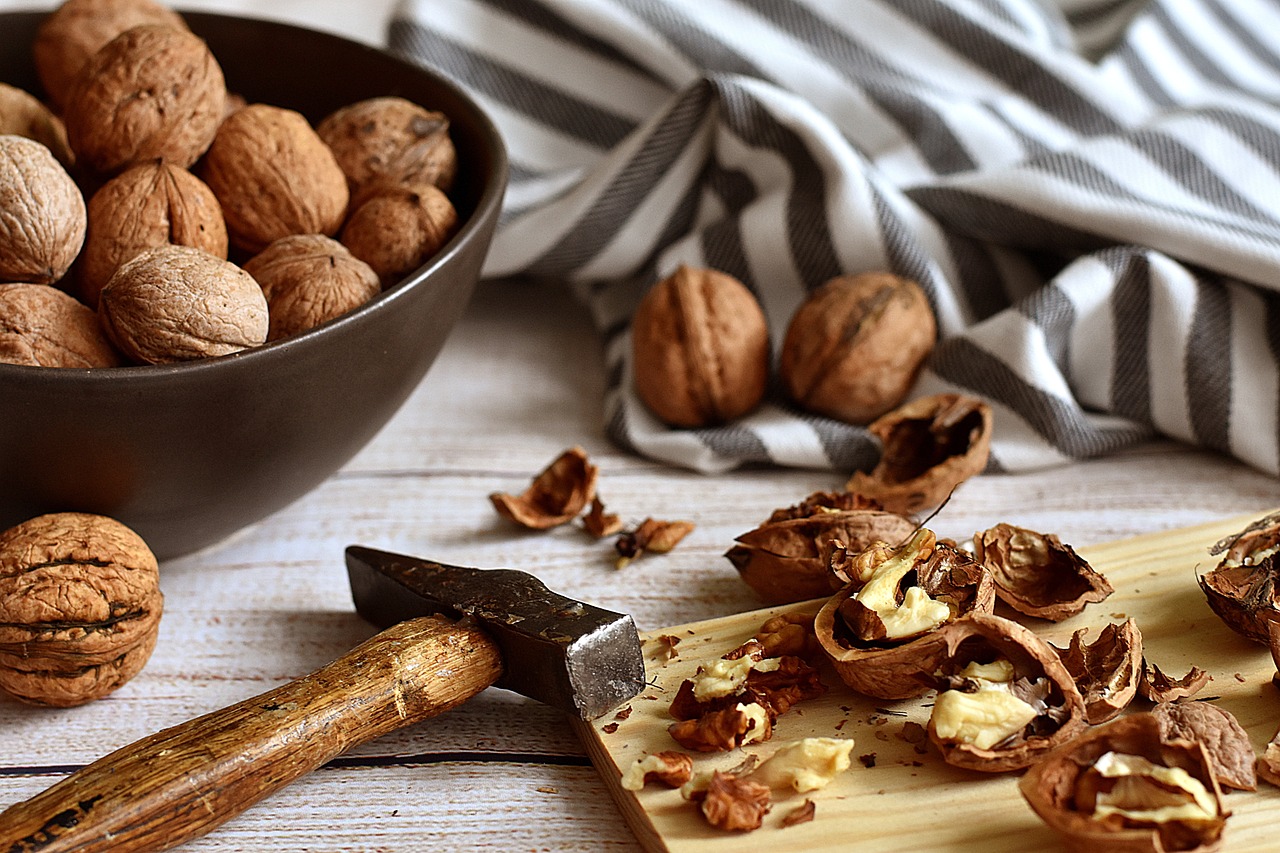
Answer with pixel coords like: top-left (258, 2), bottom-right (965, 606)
top-left (0, 546), bottom-right (646, 853)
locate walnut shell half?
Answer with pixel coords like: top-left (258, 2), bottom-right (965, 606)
top-left (973, 523), bottom-right (1113, 621)
top-left (1197, 511), bottom-right (1280, 645)
top-left (1051, 619), bottom-right (1143, 726)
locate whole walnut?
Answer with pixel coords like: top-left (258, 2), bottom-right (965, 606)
top-left (32, 0), bottom-right (189, 111)
top-left (340, 183), bottom-right (456, 286)
top-left (316, 96), bottom-right (457, 200)
top-left (98, 244), bottom-right (268, 363)
top-left (80, 160), bottom-right (228, 307)
top-left (630, 265), bottom-right (769, 428)
top-left (244, 234), bottom-right (381, 341)
top-left (0, 134), bottom-right (87, 285)
top-left (201, 103), bottom-right (349, 253)
top-left (0, 283), bottom-right (121, 367)
top-left (0, 511), bottom-right (162, 707)
top-left (0, 82), bottom-right (74, 167)
top-left (780, 272), bottom-right (936, 424)
top-left (63, 23), bottom-right (225, 177)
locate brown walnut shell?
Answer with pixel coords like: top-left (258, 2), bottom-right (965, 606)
top-left (631, 264), bottom-right (770, 428)
top-left (780, 272), bottom-right (936, 424)
top-left (846, 392), bottom-right (992, 514)
top-left (926, 612), bottom-right (1087, 772)
top-left (0, 283), bottom-right (120, 367)
top-left (815, 527), bottom-right (994, 699)
top-left (1051, 619), bottom-right (1143, 726)
top-left (244, 234), bottom-right (380, 341)
top-left (63, 24), bottom-right (225, 176)
top-left (98, 244), bottom-right (267, 363)
top-left (0, 511), bottom-right (162, 706)
top-left (80, 160), bottom-right (228, 307)
top-left (1018, 713), bottom-right (1227, 853)
top-left (0, 82), bottom-right (73, 167)
top-left (316, 96), bottom-right (458, 199)
top-left (0, 134), bottom-right (87, 285)
top-left (1151, 701), bottom-right (1256, 792)
top-left (32, 0), bottom-right (189, 111)
top-left (726, 508), bottom-right (917, 605)
top-left (1197, 511), bottom-right (1280, 645)
top-left (489, 446), bottom-right (598, 530)
top-left (340, 182), bottom-right (457, 286)
top-left (973, 523), bottom-right (1113, 621)
top-left (200, 103), bottom-right (349, 254)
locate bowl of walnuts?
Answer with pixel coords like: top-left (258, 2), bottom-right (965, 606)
top-left (0, 4), bottom-right (508, 560)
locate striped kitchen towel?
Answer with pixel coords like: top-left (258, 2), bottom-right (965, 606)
top-left (389, 0), bottom-right (1280, 476)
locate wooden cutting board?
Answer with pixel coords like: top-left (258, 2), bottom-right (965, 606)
top-left (572, 511), bottom-right (1280, 852)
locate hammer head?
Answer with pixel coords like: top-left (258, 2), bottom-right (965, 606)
top-left (345, 546), bottom-right (646, 720)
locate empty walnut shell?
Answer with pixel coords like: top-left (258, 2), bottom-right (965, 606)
top-left (780, 272), bottom-right (936, 425)
top-left (489, 447), bottom-right (598, 529)
top-left (244, 234), bottom-right (381, 341)
top-left (1051, 620), bottom-right (1143, 725)
top-left (926, 612), bottom-right (1087, 772)
top-left (1197, 511), bottom-right (1280, 645)
top-left (973, 523), bottom-right (1113, 621)
top-left (846, 393), bottom-right (992, 515)
top-left (0, 82), bottom-right (73, 167)
top-left (815, 527), bottom-right (994, 699)
top-left (0, 134), bottom-right (87, 285)
top-left (727, 508), bottom-right (917, 604)
top-left (0, 512), bottom-right (162, 706)
top-left (0, 283), bottom-right (121, 368)
top-left (1151, 701), bottom-right (1256, 792)
top-left (1019, 713), bottom-right (1227, 853)
top-left (340, 182), bottom-right (457, 286)
top-left (316, 96), bottom-right (458, 199)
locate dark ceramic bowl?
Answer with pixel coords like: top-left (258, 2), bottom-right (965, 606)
top-left (0, 12), bottom-right (507, 560)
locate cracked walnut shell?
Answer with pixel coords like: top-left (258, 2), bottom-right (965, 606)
top-left (0, 512), bottom-right (162, 706)
top-left (0, 283), bottom-right (121, 367)
top-left (244, 234), bottom-right (380, 341)
top-left (1198, 510), bottom-right (1280, 645)
top-left (973, 523), bottom-right (1113, 621)
top-left (1052, 620), bottom-right (1143, 726)
top-left (0, 134), bottom-right (87, 285)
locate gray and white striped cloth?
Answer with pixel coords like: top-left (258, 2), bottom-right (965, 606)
top-left (388, 0), bottom-right (1280, 476)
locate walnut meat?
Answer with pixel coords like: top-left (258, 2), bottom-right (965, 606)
top-left (0, 512), bottom-right (162, 706)
top-left (0, 283), bottom-right (121, 367)
top-left (0, 134), bottom-right (87, 285)
top-left (80, 161), bottom-right (229, 307)
top-left (201, 103), bottom-right (349, 253)
top-left (780, 272), bottom-right (936, 424)
top-left (244, 234), bottom-right (380, 341)
top-left (0, 82), bottom-right (73, 167)
top-left (98, 244), bottom-right (268, 363)
top-left (63, 23), bottom-right (226, 176)
top-left (32, 0), bottom-right (189, 111)
top-left (316, 96), bottom-right (457, 199)
top-left (340, 182), bottom-right (457, 286)
top-left (631, 265), bottom-right (770, 428)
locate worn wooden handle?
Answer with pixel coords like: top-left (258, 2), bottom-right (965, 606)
top-left (0, 615), bottom-right (502, 853)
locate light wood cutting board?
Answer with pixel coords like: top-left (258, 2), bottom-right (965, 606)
top-left (572, 511), bottom-right (1280, 852)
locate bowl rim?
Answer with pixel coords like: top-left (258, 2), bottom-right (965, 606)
top-left (0, 9), bottom-right (509, 385)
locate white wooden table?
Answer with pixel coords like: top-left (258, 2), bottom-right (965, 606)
top-left (3, 3), bottom-right (1280, 851)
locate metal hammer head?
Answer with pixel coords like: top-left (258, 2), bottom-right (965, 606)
top-left (345, 546), bottom-right (646, 720)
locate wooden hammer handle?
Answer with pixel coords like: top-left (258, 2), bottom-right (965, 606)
top-left (0, 615), bottom-right (502, 853)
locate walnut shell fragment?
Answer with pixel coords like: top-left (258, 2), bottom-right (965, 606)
top-left (316, 96), bottom-right (458, 199)
top-left (1197, 511), bottom-right (1280, 645)
top-left (1151, 701), bottom-right (1256, 792)
top-left (615, 517), bottom-right (695, 568)
top-left (1051, 620), bottom-right (1143, 725)
top-left (926, 613), bottom-right (1087, 772)
top-left (244, 234), bottom-right (381, 341)
top-left (0, 512), bottom-right (162, 706)
top-left (489, 447), bottom-right (598, 530)
top-left (815, 527), bottom-right (995, 699)
top-left (0, 134), bottom-right (87, 285)
top-left (973, 523), bottom-right (1112, 620)
top-left (0, 283), bottom-right (121, 368)
top-left (1137, 660), bottom-right (1209, 704)
top-left (846, 393), bottom-right (992, 515)
top-left (1019, 713), bottom-right (1227, 853)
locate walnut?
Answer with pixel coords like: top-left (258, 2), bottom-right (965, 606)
top-left (79, 160), bottom-right (228, 307)
top-left (0, 82), bottom-right (73, 167)
top-left (32, 0), bottom-right (189, 112)
top-left (753, 611), bottom-right (823, 662)
top-left (973, 523), bottom-right (1113, 621)
top-left (1019, 713), bottom-right (1227, 853)
top-left (630, 265), bottom-right (770, 428)
top-left (63, 24), bottom-right (225, 176)
top-left (1051, 620), bottom-right (1143, 725)
top-left (614, 517), bottom-right (695, 568)
top-left (620, 750), bottom-right (693, 791)
top-left (316, 96), bottom-right (457, 200)
top-left (200, 103), bottom-right (349, 254)
top-left (1197, 510), bottom-right (1280, 645)
top-left (0, 512), bottom-right (162, 706)
top-left (340, 182), bottom-right (457, 286)
top-left (0, 134), bottom-right (87, 285)
top-left (489, 446), bottom-right (598, 530)
top-left (0, 283), bottom-right (121, 367)
top-left (243, 234), bottom-right (380, 341)
top-left (698, 771), bottom-right (771, 832)
top-left (1151, 701), bottom-right (1256, 792)
top-left (780, 272), bottom-right (936, 424)
top-left (668, 702), bottom-right (773, 752)
top-left (846, 393), bottom-right (993, 514)
top-left (98, 244), bottom-right (267, 363)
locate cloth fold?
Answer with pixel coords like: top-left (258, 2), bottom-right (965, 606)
top-left (388, 0), bottom-right (1280, 476)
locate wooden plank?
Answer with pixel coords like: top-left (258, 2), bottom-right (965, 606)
top-left (576, 511), bottom-right (1280, 852)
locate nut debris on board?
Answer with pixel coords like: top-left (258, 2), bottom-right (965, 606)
top-left (1051, 620), bottom-right (1143, 725)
